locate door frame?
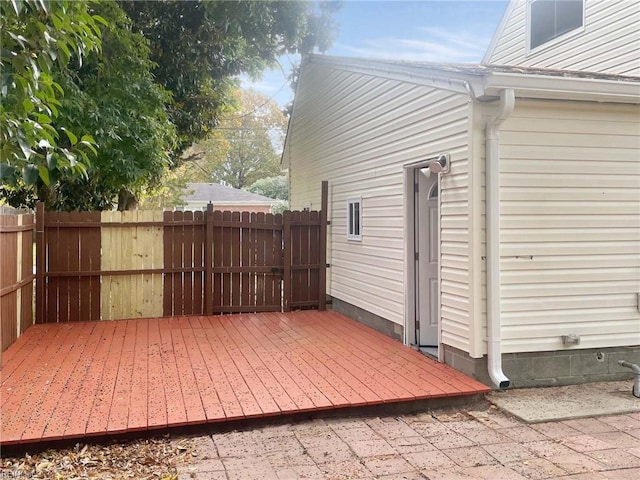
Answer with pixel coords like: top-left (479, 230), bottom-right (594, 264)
top-left (403, 160), bottom-right (443, 362)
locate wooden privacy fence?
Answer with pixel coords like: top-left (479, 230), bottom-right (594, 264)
top-left (36, 182), bottom-right (327, 323)
top-left (0, 209), bottom-right (34, 352)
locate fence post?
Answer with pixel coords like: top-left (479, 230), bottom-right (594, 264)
top-left (35, 202), bottom-right (45, 324)
top-left (283, 210), bottom-right (291, 312)
top-left (204, 203), bottom-right (214, 315)
top-left (318, 181), bottom-right (328, 311)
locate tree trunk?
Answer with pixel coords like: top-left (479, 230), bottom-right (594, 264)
top-left (117, 188), bottom-right (139, 211)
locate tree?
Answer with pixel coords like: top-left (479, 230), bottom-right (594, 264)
top-left (2, 1), bottom-right (176, 211)
top-left (47, 1), bottom-right (176, 211)
top-left (247, 175), bottom-right (288, 214)
top-left (2, 1), bottom-right (339, 210)
top-left (0, 0), bottom-right (104, 189)
top-left (211, 89), bottom-right (287, 189)
top-left (119, 0), bottom-right (339, 159)
top-left (140, 88), bottom-right (289, 208)
top-left (246, 175), bottom-right (288, 201)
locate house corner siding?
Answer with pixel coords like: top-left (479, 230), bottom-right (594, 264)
top-left (288, 63), bottom-right (475, 355)
top-left (487, 0), bottom-right (640, 76)
top-left (497, 100), bottom-right (640, 354)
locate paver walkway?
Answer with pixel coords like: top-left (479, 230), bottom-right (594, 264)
top-left (177, 404), bottom-right (640, 479)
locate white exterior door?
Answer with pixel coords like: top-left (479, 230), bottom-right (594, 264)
top-left (416, 170), bottom-right (439, 347)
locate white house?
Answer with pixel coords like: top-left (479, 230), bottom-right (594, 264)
top-left (283, 0), bottom-right (640, 388)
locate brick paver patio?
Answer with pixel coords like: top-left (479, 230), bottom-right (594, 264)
top-left (177, 404), bottom-right (640, 479)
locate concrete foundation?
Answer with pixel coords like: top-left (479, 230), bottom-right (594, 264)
top-left (328, 297), bottom-right (638, 389)
top-left (444, 344), bottom-right (639, 389)
top-left (330, 297), bottom-right (403, 341)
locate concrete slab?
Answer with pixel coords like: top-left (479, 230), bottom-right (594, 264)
top-left (488, 380), bottom-right (640, 423)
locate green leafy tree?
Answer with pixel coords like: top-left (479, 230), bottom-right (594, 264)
top-left (141, 88), bottom-right (288, 208)
top-left (2, 1), bottom-right (339, 210)
top-left (247, 175), bottom-right (288, 214)
top-left (0, 0), bottom-right (105, 189)
top-left (119, 0), bottom-right (339, 159)
top-left (48, 1), bottom-right (176, 211)
top-left (2, 1), bottom-right (177, 210)
top-left (212, 89), bottom-right (287, 189)
top-left (246, 175), bottom-right (288, 201)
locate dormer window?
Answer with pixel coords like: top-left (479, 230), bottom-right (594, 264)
top-left (529, 0), bottom-right (584, 50)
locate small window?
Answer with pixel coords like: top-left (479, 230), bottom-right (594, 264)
top-left (529, 0), bottom-right (583, 50)
top-left (347, 198), bottom-right (362, 241)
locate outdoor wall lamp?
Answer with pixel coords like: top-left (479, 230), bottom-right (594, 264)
top-left (429, 153), bottom-right (450, 174)
top-left (420, 153), bottom-right (450, 177)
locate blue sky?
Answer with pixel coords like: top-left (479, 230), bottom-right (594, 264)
top-left (244, 0), bottom-right (510, 106)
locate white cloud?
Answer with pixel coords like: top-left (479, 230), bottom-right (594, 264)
top-left (333, 27), bottom-right (491, 63)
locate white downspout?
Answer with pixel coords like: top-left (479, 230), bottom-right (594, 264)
top-left (485, 88), bottom-right (515, 390)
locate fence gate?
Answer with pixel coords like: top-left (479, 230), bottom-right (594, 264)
top-left (36, 182), bottom-right (328, 322)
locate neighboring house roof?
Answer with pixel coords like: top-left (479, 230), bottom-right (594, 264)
top-left (182, 183), bottom-right (277, 206)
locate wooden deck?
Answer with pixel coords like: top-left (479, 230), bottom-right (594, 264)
top-left (0, 311), bottom-right (490, 446)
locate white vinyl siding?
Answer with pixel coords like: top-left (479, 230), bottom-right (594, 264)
top-left (486, 0), bottom-right (640, 76)
top-left (286, 63), bottom-right (474, 353)
top-left (496, 100), bottom-right (640, 353)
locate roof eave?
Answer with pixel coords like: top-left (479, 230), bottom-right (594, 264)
top-left (306, 55), bottom-right (484, 96)
top-left (483, 72), bottom-right (640, 104)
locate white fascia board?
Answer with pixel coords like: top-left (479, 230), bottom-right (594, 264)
top-left (483, 73), bottom-right (640, 104)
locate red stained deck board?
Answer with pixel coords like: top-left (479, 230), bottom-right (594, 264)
top-left (171, 327), bottom-right (207, 424)
top-left (311, 311), bottom-right (452, 397)
top-left (217, 318), bottom-right (283, 415)
top-left (146, 318), bottom-right (168, 429)
top-left (249, 313), bottom-right (332, 411)
top-left (243, 315), bottom-right (321, 412)
top-left (1, 324), bottom-right (51, 378)
top-left (42, 322), bottom-right (104, 441)
top-left (20, 322), bottom-right (97, 442)
top-left (85, 320), bottom-right (128, 436)
top-left (63, 321), bottom-right (118, 438)
top-left (1, 324), bottom-right (78, 444)
top-left (255, 314), bottom-right (373, 407)
top-left (290, 315), bottom-right (407, 402)
top-left (0, 325), bottom-right (66, 410)
top-left (321, 311), bottom-right (489, 395)
top-left (158, 321), bottom-right (188, 427)
top-left (0, 312), bottom-right (489, 447)
top-left (204, 317), bottom-right (263, 417)
top-left (306, 326), bottom-right (414, 401)
top-left (127, 319), bottom-right (149, 433)
top-left (180, 325), bottom-right (225, 421)
top-left (230, 316), bottom-right (302, 412)
top-left (107, 320), bottom-right (138, 434)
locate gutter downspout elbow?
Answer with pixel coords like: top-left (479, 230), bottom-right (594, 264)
top-left (485, 89), bottom-right (515, 390)
top-left (618, 361), bottom-right (640, 398)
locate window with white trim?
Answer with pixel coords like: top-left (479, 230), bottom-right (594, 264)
top-left (529, 0), bottom-right (584, 51)
top-left (346, 198), bottom-right (362, 241)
